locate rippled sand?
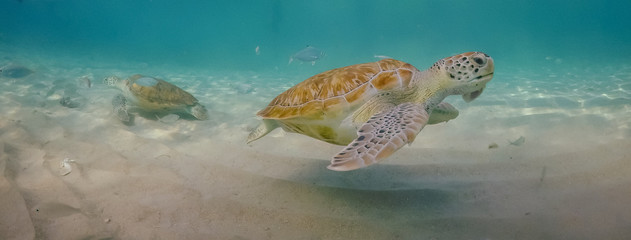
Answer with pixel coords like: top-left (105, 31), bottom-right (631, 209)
top-left (1, 55), bottom-right (630, 239)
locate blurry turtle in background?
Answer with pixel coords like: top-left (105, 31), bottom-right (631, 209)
top-left (104, 74), bottom-right (208, 123)
top-left (289, 45), bottom-right (325, 65)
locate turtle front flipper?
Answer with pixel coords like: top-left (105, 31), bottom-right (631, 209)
top-left (427, 102), bottom-right (459, 124)
top-left (328, 103), bottom-right (429, 171)
top-left (112, 94), bottom-right (131, 123)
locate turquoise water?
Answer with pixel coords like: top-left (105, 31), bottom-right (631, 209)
top-left (3, 0), bottom-right (631, 70)
top-left (1, 1), bottom-right (630, 239)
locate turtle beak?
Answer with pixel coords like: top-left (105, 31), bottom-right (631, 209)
top-left (462, 72), bottom-right (493, 103)
top-left (462, 86), bottom-right (484, 103)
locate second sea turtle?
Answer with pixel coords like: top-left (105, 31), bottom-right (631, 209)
top-left (104, 74), bottom-right (208, 123)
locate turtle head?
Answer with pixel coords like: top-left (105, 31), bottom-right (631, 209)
top-left (430, 52), bottom-right (494, 102)
top-left (190, 103), bottom-right (209, 120)
top-left (103, 76), bottom-right (124, 88)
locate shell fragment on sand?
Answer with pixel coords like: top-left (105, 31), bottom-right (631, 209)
top-left (374, 55), bottom-right (392, 59)
top-left (59, 158), bottom-right (75, 176)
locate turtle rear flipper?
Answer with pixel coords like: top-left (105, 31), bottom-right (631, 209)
top-left (247, 119), bottom-right (279, 144)
top-left (189, 103), bottom-right (209, 120)
top-left (328, 103), bottom-right (429, 171)
top-left (112, 94), bottom-right (131, 123)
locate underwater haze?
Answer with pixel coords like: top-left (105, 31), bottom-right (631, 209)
top-left (3, 0), bottom-right (631, 70)
top-left (1, 0), bottom-right (630, 239)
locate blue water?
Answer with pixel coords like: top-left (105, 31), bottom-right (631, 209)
top-left (1, 1), bottom-right (631, 239)
top-left (3, 0), bottom-right (630, 71)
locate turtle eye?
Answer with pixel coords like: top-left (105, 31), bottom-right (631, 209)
top-left (473, 56), bottom-right (486, 65)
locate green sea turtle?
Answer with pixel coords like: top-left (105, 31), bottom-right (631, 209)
top-left (247, 52), bottom-right (494, 171)
top-left (104, 74), bottom-right (208, 122)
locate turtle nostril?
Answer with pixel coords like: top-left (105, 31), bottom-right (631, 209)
top-left (473, 57), bottom-right (485, 65)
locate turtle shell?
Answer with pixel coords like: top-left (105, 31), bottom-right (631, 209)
top-left (127, 74), bottom-right (198, 109)
top-left (257, 59), bottom-right (419, 119)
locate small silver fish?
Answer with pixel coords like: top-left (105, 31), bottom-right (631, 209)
top-left (1, 65), bottom-right (34, 78)
top-left (255, 46), bottom-right (261, 55)
top-left (156, 114), bottom-right (180, 123)
top-left (508, 136), bottom-right (525, 146)
top-left (77, 75), bottom-right (92, 88)
top-left (289, 45), bottom-right (324, 65)
top-left (374, 54), bottom-right (392, 59)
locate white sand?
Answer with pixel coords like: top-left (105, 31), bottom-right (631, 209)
top-left (1, 54), bottom-right (630, 239)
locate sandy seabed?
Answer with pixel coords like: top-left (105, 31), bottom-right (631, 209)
top-left (1, 54), bottom-right (631, 239)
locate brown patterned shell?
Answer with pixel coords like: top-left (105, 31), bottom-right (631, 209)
top-left (257, 59), bottom-right (419, 119)
top-left (127, 74), bottom-right (198, 107)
